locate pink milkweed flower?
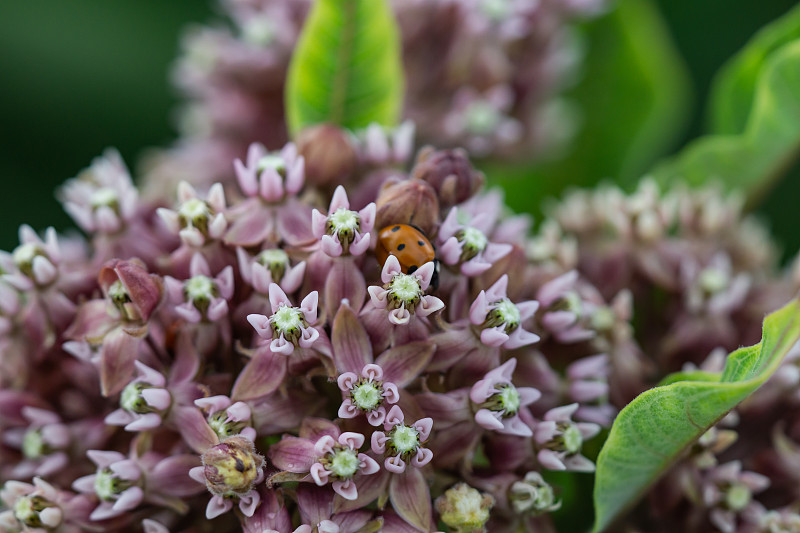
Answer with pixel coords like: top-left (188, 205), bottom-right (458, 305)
top-left (469, 275), bottom-right (540, 348)
top-left (74, 449), bottom-right (202, 521)
top-left (470, 358), bottom-right (541, 437)
top-left (338, 364), bottom-right (401, 426)
top-left (566, 353), bottom-right (616, 426)
top-left (311, 185), bottom-right (375, 257)
top-left (534, 403), bottom-right (601, 472)
top-left (189, 435), bottom-right (266, 519)
top-left (157, 181), bottom-right (228, 248)
top-left (63, 258), bottom-right (164, 396)
top-left (164, 253), bottom-right (234, 323)
top-left (368, 256), bottom-right (444, 325)
top-left (2, 407), bottom-right (70, 478)
top-left (57, 149), bottom-right (167, 265)
top-left (247, 283), bottom-right (319, 355)
top-left (701, 461), bottom-right (770, 533)
top-left (195, 395), bottom-right (256, 442)
top-left (104, 362), bottom-right (173, 432)
top-left (443, 85), bottom-right (522, 157)
top-left (371, 405), bottom-right (433, 474)
top-left (234, 142), bottom-right (305, 203)
top-left (536, 270), bottom-right (598, 343)
top-left (358, 121), bottom-right (415, 166)
top-left (237, 247), bottom-right (306, 295)
top-left (225, 142), bottom-right (315, 247)
top-left (0, 477), bottom-right (92, 533)
top-left (438, 207), bottom-right (512, 277)
top-left (309, 432), bottom-right (381, 500)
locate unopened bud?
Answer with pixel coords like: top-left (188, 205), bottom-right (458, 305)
top-left (375, 179), bottom-right (439, 235)
top-left (297, 124), bottom-right (358, 186)
top-left (412, 147), bottom-right (484, 209)
top-left (200, 436), bottom-right (264, 496)
top-left (435, 483), bottom-right (494, 533)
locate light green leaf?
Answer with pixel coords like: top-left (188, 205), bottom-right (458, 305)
top-left (592, 297), bottom-right (800, 533)
top-left (710, 3), bottom-right (800, 134)
top-left (485, 0), bottom-right (690, 215)
top-left (285, 0), bottom-right (403, 136)
top-left (652, 39), bottom-right (800, 203)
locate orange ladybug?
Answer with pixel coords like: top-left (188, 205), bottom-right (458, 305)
top-left (376, 224), bottom-right (439, 289)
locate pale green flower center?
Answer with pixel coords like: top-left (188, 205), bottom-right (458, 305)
top-left (328, 208), bottom-right (359, 233)
top-left (590, 307), bottom-right (615, 332)
top-left (489, 299), bottom-right (521, 332)
top-left (14, 495), bottom-right (59, 528)
top-left (120, 382), bottom-right (161, 414)
top-left (94, 468), bottom-right (131, 501)
top-left (465, 101), bottom-right (500, 135)
top-left (22, 429), bottom-right (46, 460)
top-left (90, 187), bottom-right (119, 209)
top-left (725, 482), bottom-right (751, 512)
top-left (258, 249), bottom-right (289, 268)
top-left (391, 425), bottom-right (420, 454)
top-left (258, 154), bottom-right (286, 173)
top-left (178, 198), bottom-right (212, 222)
top-left (329, 448), bottom-right (360, 479)
top-left (208, 410), bottom-right (247, 439)
top-left (13, 243), bottom-right (43, 273)
top-left (185, 275), bottom-right (215, 301)
top-left (272, 305), bottom-right (303, 333)
top-left (461, 227), bottom-right (488, 253)
top-left (700, 268), bottom-right (728, 294)
top-left (352, 382), bottom-right (382, 411)
top-left (108, 280), bottom-right (130, 305)
top-left (498, 385), bottom-right (521, 415)
top-left (561, 424), bottom-right (583, 455)
top-left (390, 274), bottom-right (422, 303)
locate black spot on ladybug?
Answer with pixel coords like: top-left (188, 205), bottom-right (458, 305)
top-left (418, 241), bottom-right (424, 246)
top-left (397, 244), bottom-right (405, 251)
top-left (407, 265), bottom-right (418, 274)
top-left (391, 226), bottom-right (401, 232)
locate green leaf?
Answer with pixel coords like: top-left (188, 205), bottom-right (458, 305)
top-left (285, 0), bottom-right (403, 136)
top-left (485, 0), bottom-right (690, 215)
top-left (709, 3), bottom-right (800, 134)
top-left (652, 39), bottom-right (800, 203)
top-left (592, 297), bottom-right (800, 533)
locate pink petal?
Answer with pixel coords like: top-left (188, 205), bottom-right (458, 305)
top-left (314, 435), bottom-right (336, 456)
top-left (227, 402), bottom-right (252, 422)
top-left (269, 284), bottom-right (292, 313)
top-left (503, 327), bottom-right (539, 349)
top-left (338, 399), bottom-right (359, 419)
top-left (485, 275), bottom-right (509, 301)
top-left (232, 346), bottom-right (287, 401)
top-left (545, 403), bottom-right (579, 422)
top-left (375, 341), bottom-right (435, 388)
top-left (416, 295), bottom-right (444, 317)
top-left (87, 450), bottom-right (126, 468)
top-left (322, 235), bottom-right (344, 257)
top-left (72, 474), bottom-right (97, 494)
top-left (312, 209), bottom-right (327, 239)
top-left (380, 255), bottom-right (402, 283)
top-left (385, 455), bottom-right (406, 474)
top-left (388, 466), bottom-right (431, 530)
top-left (125, 413), bottom-right (162, 432)
top-left (384, 405), bottom-right (404, 429)
top-left (310, 463), bottom-right (330, 486)
top-left (411, 447), bottom-right (433, 468)
top-left (172, 406), bottom-right (219, 454)
top-left (469, 291), bottom-right (489, 325)
top-left (247, 314), bottom-right (273, 339)
top-left (359, 203), bottom-right (376, 233)
top-left (480, 326), bottom-right (509, 347)
top-left (206, 495), bottom-right (234, 519)
top-left (371, 432), bottom-right (387, 454)
top-left (142, 389), bottom-right (171, 411)
top-left (413, 262), bottom-right (435, 290)
top-left (383, 383), bottom-right (400, 404)
top-left (500, 414), bottom-right (533, 437)
top-left (440, 236), bottom-right (463, 265)
top-left (413, 418), bottom-right (433, 441)
top-left (239, 490), bottom-right (261, 517)
top-left (109, 459), bottom-right (141, 481)
top-left (474, 408), bottom-right (504, 431)
top-left (112, 486), bottom-right (143, 512)
top-left (349, 233), bottom-right (371, 256)
top-left (538, 449), bottom-right (566, 471)
top-left (194, 395), bottom-right (232, 413)
top-left (259, 168), bottom-right (284, 202)
top-left (359, 454), bottom-right (380, 475)
top-left (537, 270), bottom-right (578, 307)
top-left (366, 407), bottom-right (386, 426)
top-left (332, 479), bottom-right (358, 501)
top-left (188, 466), bottom-right (206, 484)
top-left (270, 437), bottom-right (317, 473)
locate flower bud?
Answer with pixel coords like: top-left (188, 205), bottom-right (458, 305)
top-left (412, 146), bottom-right (484, 208)
top-left (296, 124), bottom-right (358, 186)
top-left (200, 436), bottom-right (265, 496)
top-left (509, 472), bottom-right (561, 515)
top-left (375, 179), bottom-right (439, 236)
top-left (435, 483), bottom-right (494, 533)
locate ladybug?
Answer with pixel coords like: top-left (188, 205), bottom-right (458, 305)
top-left (375, 224), bottom-right (439, 290)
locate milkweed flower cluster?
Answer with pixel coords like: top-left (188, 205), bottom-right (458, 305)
top-left (142, 0), bottom-right (608, 194)
top-left (0, 129), bottom-right (629, 532)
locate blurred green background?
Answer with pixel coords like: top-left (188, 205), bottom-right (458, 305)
top-left (1, 0), bottom-right (798, 253)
